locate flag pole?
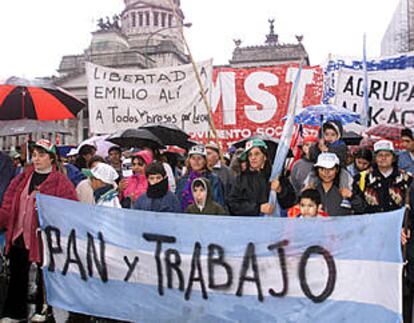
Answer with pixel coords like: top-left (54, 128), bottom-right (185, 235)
top-left (268, 60), bottom-right (304, 217)
top-left (362, 34), bottom-right (370, 127)
top-left (167, 0), bottom-right (224, 162)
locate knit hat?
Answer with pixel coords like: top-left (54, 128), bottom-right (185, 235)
top-left (33, 139), bottom-right (56, 154)
top-left (240, 139), bottom-right (268, 161)
top-left (91, 163), bottom-right (119, 185)
top-left (314, 152), bottom-right (340, 169)
top-left (322, 121), bottom-right (342, 140)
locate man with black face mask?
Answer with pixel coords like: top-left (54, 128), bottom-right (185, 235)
top-left (133, 162), bottom-right (182, 213)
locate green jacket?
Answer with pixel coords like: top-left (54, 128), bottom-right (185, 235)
top-left (185, 177), bottom-right (226, 216)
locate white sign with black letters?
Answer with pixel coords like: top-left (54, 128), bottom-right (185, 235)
top-left (86, 61), bottom-right (212, 134)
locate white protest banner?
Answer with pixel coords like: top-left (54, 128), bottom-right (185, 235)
top-left (37, 194), bottom-right (403, 323)
top-left (324, 52), bottom-right (414, 127)
top-left (86, 60), bottom-right (212, 134)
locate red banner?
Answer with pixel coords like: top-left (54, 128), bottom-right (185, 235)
top-left (189, 64), bottom-right (323, 148)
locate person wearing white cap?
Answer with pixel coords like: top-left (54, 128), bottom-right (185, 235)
top-left (306, 153), bottom-right (363, 216)
top-left (353, 140), bottom-right (412, 214)
top-left (89, 163), bottom-right (121, 208)
top-left (66, 147), bottom-right (78, 165)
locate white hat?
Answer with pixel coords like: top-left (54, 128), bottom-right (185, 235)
top-left (67, 148), bottom-right (78, 157)
top-left (188, 145), bottom-right (207, 157)
top-left (314, 152), bottom-right (340, 169)
top-left (374, 140), bottom-right (394, 153)
top-left (91, 163), bottom-right (119, 185)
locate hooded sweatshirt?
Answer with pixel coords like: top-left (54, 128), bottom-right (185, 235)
top-left (123, 150), bottom-right (153, 202)
top-left (309, 120), bottom-right (347, 166)
top-left (185, 178), bottom-right (226, 215)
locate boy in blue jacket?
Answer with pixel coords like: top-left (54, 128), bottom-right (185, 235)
top-left (134, 162), bottom-right (181, 213)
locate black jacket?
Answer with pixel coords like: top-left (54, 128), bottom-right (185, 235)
top-left (227, 169), bottom-right (296, 216)
top-left (353, 165), bottom-right (412, 214)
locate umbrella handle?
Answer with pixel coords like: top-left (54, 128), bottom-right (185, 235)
top-left (22, 88), bottom-right (26, 119)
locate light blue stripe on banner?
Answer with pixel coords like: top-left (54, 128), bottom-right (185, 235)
top-left (37, 195), bottom-right (404, 263)
top-left (44, 272), bottom-right (401, 323)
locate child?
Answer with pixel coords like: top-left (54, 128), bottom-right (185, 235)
top-left (134, 162), bottom-right (181, 213)
top-left (185, 178), bottom-right (226, 215)
top-left (298, 189), bottom-right (326, 218)
top-left (310, 120), bottom-right (347, 165)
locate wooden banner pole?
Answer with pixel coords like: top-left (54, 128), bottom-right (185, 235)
top-left (167, 0), bottom-right (224, 162)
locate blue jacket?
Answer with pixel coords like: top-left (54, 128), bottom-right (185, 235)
top-left (0, 152), bottom-right (13, 205)
top-left (134, 191), bottom-right (182, 213)
top-left (398, 151), bottom-right (414, 174)
top-left (64, 163), bottom-right (86, 187)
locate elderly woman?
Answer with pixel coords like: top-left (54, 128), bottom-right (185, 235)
top-left (227, 139), bottom-right (296, 216)
top-left (176, 145), bottom-right (224, 211)
top-left (353, 140), bottom-right (412, 214)
top-left (0, 139), bottom-right (77, 322)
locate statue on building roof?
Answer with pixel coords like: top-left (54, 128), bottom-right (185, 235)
top-left (233, 39), bottom-right (242, 48)
top-left (296, 35), bottom-right (304, 43)
top-left (265, 18), bottom-right (279, 45)
top-left (97, 15), bottom-right (121, 31)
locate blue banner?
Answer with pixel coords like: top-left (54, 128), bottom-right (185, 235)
top-left (37, 194), bottom-right (404, 323)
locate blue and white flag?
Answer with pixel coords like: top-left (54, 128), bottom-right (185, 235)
top-left (37, 194), bottom-right (403, 323)
top-left (268, 63), bottom-right (302, 217)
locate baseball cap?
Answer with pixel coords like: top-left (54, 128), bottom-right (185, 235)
top-left (90, 163), bottom-right (119, 185)
top-left (314, 152), bottom-right (340, 169)
top-left (67, 148), bottom-right (78, 157)
top-left (188, 145), bottom-right (207, 157)
top-left (374, 140), bottom-right (394, 153)
top-left (33, 139), bottom-right (56, 154)
top-left (241, 139), bottom-right (268, 161)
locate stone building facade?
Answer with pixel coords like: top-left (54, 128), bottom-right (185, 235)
top-left (54, 0), bottom-right (190, 144)
top-left (229, 19), bottom-right (310, 68)
top-left (381, 0), bottom-right (414, 56)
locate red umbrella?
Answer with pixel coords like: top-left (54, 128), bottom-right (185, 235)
top-left (365, 124), bottom-right (404, 141)
top-left (364, 124), bottom-right (404, 149)
top-left (0, 77), bottom-right (85, 120)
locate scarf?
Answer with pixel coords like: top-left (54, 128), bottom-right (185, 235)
top-left (94, 185), bottom-right (114, 203)
top-left (29, 168), bottom-right (52, 193)
top-left (147, 177), bottom-right (169, 199)
top-left (181, 170), bottom-right (203, 210)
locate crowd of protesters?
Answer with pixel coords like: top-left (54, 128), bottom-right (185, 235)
top-left (1, 121), bottom-right (414, 322)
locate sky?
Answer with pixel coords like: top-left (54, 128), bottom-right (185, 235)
top-left (0, 0), bottom-right (401, 80)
